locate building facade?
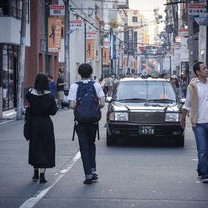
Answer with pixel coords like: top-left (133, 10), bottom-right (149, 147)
top-left (0, 0), bottom-right (59, 117)
top-left (0, 0), bottom-right (30, 116)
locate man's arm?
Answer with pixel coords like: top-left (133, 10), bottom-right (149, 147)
top-left (69, 100), bottom-right (76, 110)
top-left (180, 108), bottom-right (188, 129)
top-left (99, 96), bottom-right (105, 109)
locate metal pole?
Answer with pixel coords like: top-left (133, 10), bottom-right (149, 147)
top-left (100, 33), bottom-right (104, 76)
top-left (206, 0), bottom-right (208, 65)
top-left (16, 0), bottom-right (27, 120)
top-left (64, 0), bottom-right (70, 88)
top-left (84, 20), bottom-right (87, 63)
top-left (45, 0), bottom-right (49, 74)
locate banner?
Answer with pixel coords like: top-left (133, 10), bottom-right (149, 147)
top-left (86, 39), bottom-right (95, 61)
top-left (48, 17), bottom-right (62, 52)
top-left (103, 48), bottom-right (110, 65)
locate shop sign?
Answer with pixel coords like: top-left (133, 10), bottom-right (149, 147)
top-left (69, 20), bottom-right (82, 30)
top-left (188, 3), bottom-right (206, 16)
top-left (194, 14), bottom-right (208, 26)
top-left (86, 32), bottom-right (96, 40)
top-left (178, 28), bottom-right (188, 37)
top-left (104, 41), bottom-right (111, 48)
top-left (50, 5), bottom-right (65, 16)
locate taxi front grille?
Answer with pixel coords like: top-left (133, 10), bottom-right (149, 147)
top-left (129, 112), bottom-right (165, 123)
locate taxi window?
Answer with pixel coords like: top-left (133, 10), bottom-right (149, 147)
top-left (114, 80), bottom-right (176, 101)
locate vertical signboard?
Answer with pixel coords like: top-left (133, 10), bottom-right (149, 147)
top-left (103, 48), bottom-right (110, 65)
top-left (48, 17), bottom-right (62, 52)
top-left (124, 29), bottom-right (134, 55)
top-left (86, 32), bottom-right (96, 61)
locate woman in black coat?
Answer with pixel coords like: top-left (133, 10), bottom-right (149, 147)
top-left (25, 73), bottom-right (57, 183)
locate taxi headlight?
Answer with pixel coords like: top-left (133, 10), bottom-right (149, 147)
top-left (109, 112), bottom-right (129, 121)
top-left (165, 113), bottom-right (179, 122)
top-left (115, 112), bottom-right (128, 121)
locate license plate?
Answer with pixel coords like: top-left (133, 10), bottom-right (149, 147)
top-left (139, 126), bottom-right (154, 135)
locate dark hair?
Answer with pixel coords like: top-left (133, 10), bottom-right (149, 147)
top-left (78, 63), bottom-right (93, 78)
top-left (47, 74), bottom-right (53, 79)
top-left (34, 73), bottom-right (50, 94)
top-left (160, 72), bottom-right (167, 78)
top-left (193, 61), bottom-right (203, 76)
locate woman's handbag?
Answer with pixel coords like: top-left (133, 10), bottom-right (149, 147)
top-left (23, 107), bottom-right (32, 141)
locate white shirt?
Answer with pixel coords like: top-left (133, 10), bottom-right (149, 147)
top-left (67, 80), bottom-right (105, 101)
top-left (183, 79), bottom-right (208, 123)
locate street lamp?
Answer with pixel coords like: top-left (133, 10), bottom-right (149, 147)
top-left (83, 19), bottom-right (87, 63)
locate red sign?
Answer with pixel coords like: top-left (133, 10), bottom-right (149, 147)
top-left (50, 5), bottom-right (65, 16)
top-left (188, 3), bottom-right (206, 16)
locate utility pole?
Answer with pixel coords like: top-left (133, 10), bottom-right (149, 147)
top-left (206, 0), bottom-right (208, 65)
top-left (63, 0), bottom-right (70, 88)
top-left (16, 0), bottom-right (27, 120)
top-left (84, 19), bottom-right (87, 63)
top-left (45, 0), bottom-right (50, 74)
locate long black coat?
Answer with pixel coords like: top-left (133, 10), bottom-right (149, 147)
top-left (26, 89), bottom-right (57, 168)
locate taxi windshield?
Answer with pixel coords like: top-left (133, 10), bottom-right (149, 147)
top-left (114, 80), bottom-right (176, 102)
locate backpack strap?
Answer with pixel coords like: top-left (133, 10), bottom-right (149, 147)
top-left (97, 122), bottom-right (100, 140)
top-left (72, 121), bottom-right (76, 141)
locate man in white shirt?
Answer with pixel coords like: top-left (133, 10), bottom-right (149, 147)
top-left (68, 63), bottom-right (105, 185)
top-left (180, 61), bottom-right (208, 183)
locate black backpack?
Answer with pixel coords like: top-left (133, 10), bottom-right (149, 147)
top-left (74, 81), bottom-right (101, 124)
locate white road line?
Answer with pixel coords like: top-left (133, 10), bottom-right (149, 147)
top-left (19, 151), bottom-right (81, 208)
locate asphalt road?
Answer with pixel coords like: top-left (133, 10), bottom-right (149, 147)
top-left (0, 107), bottom-right (208, 208)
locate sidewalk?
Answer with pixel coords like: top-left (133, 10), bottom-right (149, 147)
top-left (0, 109), bottom-right (17, 125)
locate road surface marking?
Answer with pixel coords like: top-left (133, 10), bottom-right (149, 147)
top-left (19, 151), bottom-right (81, 208)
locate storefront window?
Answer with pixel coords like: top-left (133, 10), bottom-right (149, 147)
top-left (2, 44), bottom-right (18, 111)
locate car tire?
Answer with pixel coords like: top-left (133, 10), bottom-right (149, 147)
top-left (174, 135), bottom-right (184, 147)
top-left (106, 130), bottom-right (116, 146)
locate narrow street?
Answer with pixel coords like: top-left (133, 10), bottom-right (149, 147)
top-left (0, 106), bottom-right (208, 208)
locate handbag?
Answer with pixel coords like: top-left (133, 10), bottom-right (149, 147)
top-left (23, 107), bottom-right (32, 141)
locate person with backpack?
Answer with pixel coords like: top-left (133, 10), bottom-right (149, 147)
top-left (68, 63), bottom-right (105, 185)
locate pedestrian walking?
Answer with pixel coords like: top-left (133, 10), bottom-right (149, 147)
top-left (180, 74), bottom-right (188, 98)
top-left (170, 74), bottom-right (182, 101)
top-left (68, 63), bottom-right (105, 185)
top-left (25, 73), bottom-right (57, 183)
top-left (180, 61), bottom-right (208, 183)
top-left (101, 75), bottom-right (109, 98)
top-left (108, 75), bottom-right (114, 96)
top-left (47, 74), bottom-right (56, 97)
top-left (56, 72), bottom-right (66, 108)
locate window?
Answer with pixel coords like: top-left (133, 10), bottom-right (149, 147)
top-left (0, 0), bottom-right (29, 21)
top-left (132, 16), bottom-right (137, 23)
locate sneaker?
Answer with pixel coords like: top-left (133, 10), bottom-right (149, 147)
top-left (83, 178), bottom-right (93, 185)
top-left (198, 175), bottom-right (202, 180)
top-left (200, 175), bottom-right (208, 183)
top-left (92, 173), bottom-right (98, 180)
